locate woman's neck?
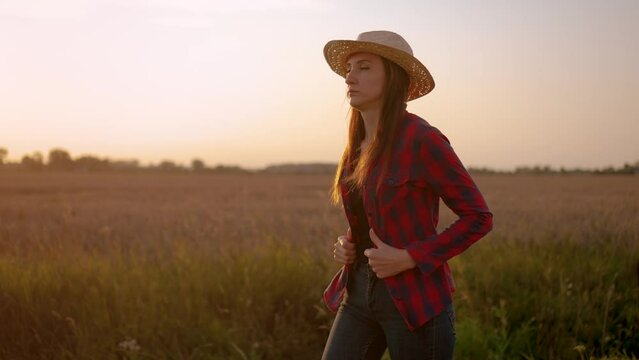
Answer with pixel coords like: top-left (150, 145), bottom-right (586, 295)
top-left (359, 107), bottom-right (380, 142)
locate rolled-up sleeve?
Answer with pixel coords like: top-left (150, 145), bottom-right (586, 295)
top-left (405, 127), bottom-right (493, 276)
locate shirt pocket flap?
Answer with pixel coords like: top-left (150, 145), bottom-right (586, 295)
top-left (382, 169), bottom-right (427, 188)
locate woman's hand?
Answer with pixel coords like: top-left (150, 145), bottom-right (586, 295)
top-left (365, 228), bottom-right (417, 278)
top-left (333, 227), bottom-right (356, 265)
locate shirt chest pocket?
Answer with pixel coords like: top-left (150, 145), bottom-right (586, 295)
top-left (377, 169), bottom-right (427, 209)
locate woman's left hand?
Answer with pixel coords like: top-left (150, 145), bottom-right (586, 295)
top-left (365, 229), bottom-right (417, 278)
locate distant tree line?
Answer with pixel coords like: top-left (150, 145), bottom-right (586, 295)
top-left (468, 163), bottom-right (639, 175)
top-left (0, 146), bottom-right (637, 175)
top-left (0, 147), bottom-right (249, 174)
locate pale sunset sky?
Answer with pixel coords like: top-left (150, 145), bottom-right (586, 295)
top-left (1, 0), bottom-right (637, 170)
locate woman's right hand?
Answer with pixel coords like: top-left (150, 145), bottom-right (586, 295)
top-left (333, 227), bottom-right (356, 265)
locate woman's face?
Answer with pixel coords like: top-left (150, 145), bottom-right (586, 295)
top-left (344, 52), bottom-right (386, 111)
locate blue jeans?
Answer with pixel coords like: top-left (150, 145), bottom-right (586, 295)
top-left (322, 259), bottom-right (456, 360)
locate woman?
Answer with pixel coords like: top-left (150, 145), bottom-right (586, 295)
top-left (321, 31), bottom-right (493, 360)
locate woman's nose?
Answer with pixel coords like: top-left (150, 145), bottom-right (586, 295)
top-left (345, 71), bottom-right (356, 85)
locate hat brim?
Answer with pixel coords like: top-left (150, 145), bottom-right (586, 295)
top-left (323, 39), bottom-right (435, 101)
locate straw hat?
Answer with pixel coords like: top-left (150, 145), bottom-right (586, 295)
top-left (323, 30), bottom-right (434, 101)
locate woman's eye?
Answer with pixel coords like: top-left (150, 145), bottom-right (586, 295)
top-left (360, 67), bottom-right (369, 70)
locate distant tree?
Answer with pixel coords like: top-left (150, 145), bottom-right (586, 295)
top-left (21, 152), bottom-right (44, 171)
top-left (158, 160), bottom-right (179, 172)
top-left (468, 166), bottom-right (498, 175)
top-left (211, 164), bottom-right (250, 174)
top-left (75, 155), bottom-right (111, 171)
top-left (191, 158), bottom-right (206, 172)
top-left (48, 148), bottom-right (73, 171)
top-left (0, 147), bottom-right (7, 165)
top-left (619, 162), bottom-right (639, 175)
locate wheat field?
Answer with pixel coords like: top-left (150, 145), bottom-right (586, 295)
top-left (0, 172), bottom-right (637, 359)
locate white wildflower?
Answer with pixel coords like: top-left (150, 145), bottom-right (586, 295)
top-left (118, 337), bottom-right (141, 352)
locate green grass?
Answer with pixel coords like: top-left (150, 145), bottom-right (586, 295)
top-left (451, 236), bottom-right (638, 359)
top-left (0, 234), bottom-right (637, 359)
top-left (0, 237), bottom-right (333, 359)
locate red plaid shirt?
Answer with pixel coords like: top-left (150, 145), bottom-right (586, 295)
top-left (323, 111), bottom-right (493, 331)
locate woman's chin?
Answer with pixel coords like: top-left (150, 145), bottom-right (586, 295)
top-left (348, 98), bottom-right (381, 112)
top-left (348, 99), bottom-right (365, 110)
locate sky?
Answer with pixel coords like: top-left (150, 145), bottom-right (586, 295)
top-left (1, 0), bottom-right (637, 170)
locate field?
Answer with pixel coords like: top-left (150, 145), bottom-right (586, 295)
top-left (0, 172), bottom-right (637, 359)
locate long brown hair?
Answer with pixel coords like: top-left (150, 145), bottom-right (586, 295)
top-left (330, 56), bottom-right (410, 205)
